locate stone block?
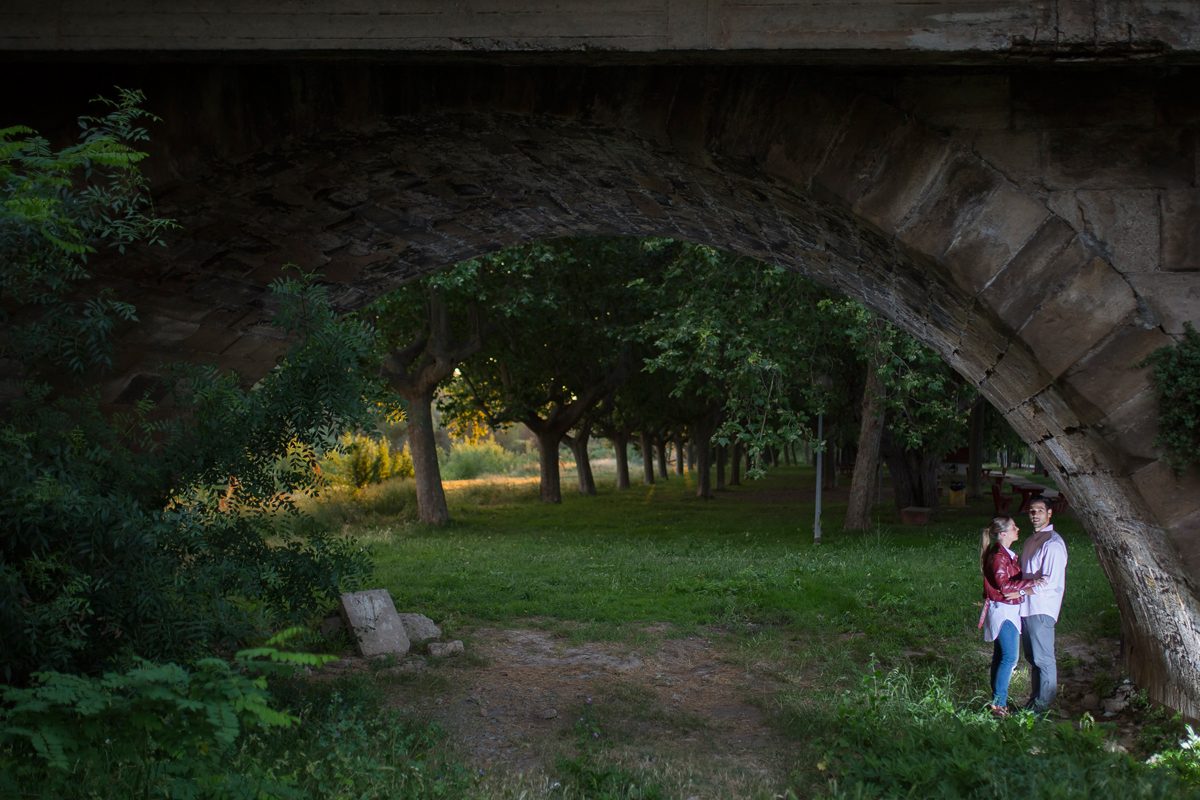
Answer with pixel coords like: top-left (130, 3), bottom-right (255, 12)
top-left (811, 92), bottom-right (902, 203)
top-left (1062, 325), bottom-right (1171, 423)
top-left (428, 640), bottom-right (464, 658)
top-left (339, 589), bottom-right (410, 658)
top-left (897, 155), bottom-right (1000, 264)
top-left (814, 95), bottom-right (935, 217)
top-left (398, 613), bottom-right (442, 645)
top-left (1098, 393), bottom-right (1161, 465)
top-left (1127, 274), bottom-right (1200, 335)
top-left (940, 181), bottom-right (1051, 296)
top-left (1042, 129), bottom-right (1193, 191)
top-left (972, 130), bottom-right (1041, 186)
top-left (762, 88), bottom-right (860, 193)
top-left (1012, 74), bottom-right (1157, 130)
top-left (1047, 189), bottom-right (1160, 273)
top-left (850, 121), bottom-right (956, 235)
top-left (893, 74), bottom-right (1011, 132)
top-left (1016, 257), bottom-right (1138, 379)
top-left (980, 219), bottom-right (1083, 332)
top-left (979, 342), bottom-right (1051, 409)
top-left (1161, 190), bottom-right (1200, 271)
top-left (1131, 460), bottom-right (1200, 528)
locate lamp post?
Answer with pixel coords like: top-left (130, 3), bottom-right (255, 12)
top-left (813, 374), bottom-right (833, 545)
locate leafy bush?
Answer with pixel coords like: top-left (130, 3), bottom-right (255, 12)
top-left (291, 479), bottom-right (420, 533)
top-left (322, 431), bottom-right (414, 489)
top-left (1149, 725), bottom-right (1200, 786)
top-left (1143, 322), bottom-right (1200, 472)
top-left (237, 674), bottom-right (475, 800)
top-left (440, 439), bottom-right (528, 480)
top-left (0, 632), bottom-right (329, 799)
top-left (1, 96), bottom-right (374, 682)
top-left (822, 666), bottom-right (1200, 799)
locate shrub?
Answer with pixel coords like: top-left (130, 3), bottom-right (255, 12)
top-left (821, 666), bottom-right (1200, 799)
top-left (322, 432), bottom-right (414, 489)
top-left (1142, 322), bottom-right (1200, 472)
top-left (2, 95), bottom-right (375, 680)
top-left (0, 632), bottom-right (328, 799)
top-left (240, 675), bottom-right (475, 800)
top-left (441, 439), bottom-right (526, 480)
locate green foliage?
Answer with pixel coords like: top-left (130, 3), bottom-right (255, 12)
top-left (1148, 725), bottom-right (1200, 786)
top-left (821, 667), bottom-right (1200, 799)
top-left (0, 631), bottom-right (331, 799)
top-left (641, 243), bottom-right (833, 470)
top-left (238, 675), bottom-right (475, 800)
top-left (440, 439), bottom-right (530, 480)
top-left (1, 101), bottom-right (374, 682)
top-left (1142, 322), bottom-right (1200, 472)
top-left (817, 298), bottom-right (972, 455)
top-left (322, 431), bottom-right (415, 489)
top-left (0, 88), bottom-right (176, 376)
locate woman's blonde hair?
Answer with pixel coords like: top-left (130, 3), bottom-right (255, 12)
top-left (979, 515), bottom-right (1014, 573)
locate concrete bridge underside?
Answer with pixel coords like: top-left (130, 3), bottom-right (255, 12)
top-left (5, 3), bottom-right (1200, 717)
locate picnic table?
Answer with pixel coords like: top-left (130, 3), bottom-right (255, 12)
top-left (1007, 479), bottom-right (1047, 512)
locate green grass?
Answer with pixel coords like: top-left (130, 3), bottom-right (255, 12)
top-left (290, 465), bottom-right (1200, 798)
top-left (358, 467), bottom-right (1116, 680)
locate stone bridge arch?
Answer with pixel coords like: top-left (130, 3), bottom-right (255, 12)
top-left (25, 63), bottom-right (1199, 717)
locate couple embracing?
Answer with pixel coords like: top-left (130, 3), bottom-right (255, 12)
top-left (978, 498), bottom-right (1068, 718)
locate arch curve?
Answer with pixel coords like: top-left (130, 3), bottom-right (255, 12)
top-left (87, 66), bottom-right (1200, 717)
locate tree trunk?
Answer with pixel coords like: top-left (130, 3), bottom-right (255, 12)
top-left (783, 445), bottom-right (792, 466)
top-left (566, 424), bottom-right (596, 495)
top-left (715, 445), bottom-right (727, 490)
top-left (613, 431), bottom-right (631, 490)
top-left (407, 387), bottom-right (450, 525)
top-left (656, 437), bottom-right (669, 479)
top-left (845, 361), bottom-right (886, 531)
top-left (691, 414), bottom-right (719, 499)
top-left (967, 397), bottom-right (985, 500)
top-left (730, 442), bottom-right (742, 486)
top-left (674, 433), bottom-right (685, 475)
top-left (883, 433), bottom-right (941, 509)
top-left (640, 431), bottom-right (655, 485)
top-left (535, 429), bottom-right (564, 503)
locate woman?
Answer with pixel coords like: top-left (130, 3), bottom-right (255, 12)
top-left (979, 515), bottom-right (1044, 717)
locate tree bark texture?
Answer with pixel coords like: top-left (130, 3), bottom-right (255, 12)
top-left (534, 429), bottom-right (563, 504)
top-left (613, 431), bottom-right (631, 490)
top-left (656, 437), bottom-right (669, 479)
top-left (565, 423), bottom-right (597, 495)
top-left (882, 432), bottom-right (940, 509)
top-left (406, 389), bottom-right (450, 525)
top-left (845, 361), bottom-right (885, 531)
top-left (380, 287), bottom-right (482, 525)
top-left (715, 445), bottom-right (726, 490)
top-left (674, 433), bottom-right (685, 475)
top-left (967, 397), bottom-right (985, 500)
top-left (730, 442), bottom-right (742, 485)
top-left (640, 431), bottom-right (655, 485)
top-left (691, 413), bottom-right (720, 499)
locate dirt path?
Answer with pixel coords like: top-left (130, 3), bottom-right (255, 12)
top-left (335, 624), bottom-right (796, 795)
top-left (319, 624), bottom-right (1165, 795)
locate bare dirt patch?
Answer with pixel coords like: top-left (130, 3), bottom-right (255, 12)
top-left (354, 624), bottom-right (796, 792)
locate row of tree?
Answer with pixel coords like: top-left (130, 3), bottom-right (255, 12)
top-left (367, 237), bottom-right (1022, 527)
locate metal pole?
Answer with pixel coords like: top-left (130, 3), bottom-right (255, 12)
top-left (814, 411), bottom-right (824, 544)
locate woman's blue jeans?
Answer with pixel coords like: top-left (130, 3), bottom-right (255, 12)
top-left (990, 620), bottom-right (1020, 707)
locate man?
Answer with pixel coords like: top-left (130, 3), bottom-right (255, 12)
top-left (1019, 497), bottom-right (1068, 713)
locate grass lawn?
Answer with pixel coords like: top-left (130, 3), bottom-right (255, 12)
top-left (293, 466), bottom-right (1198, 799)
